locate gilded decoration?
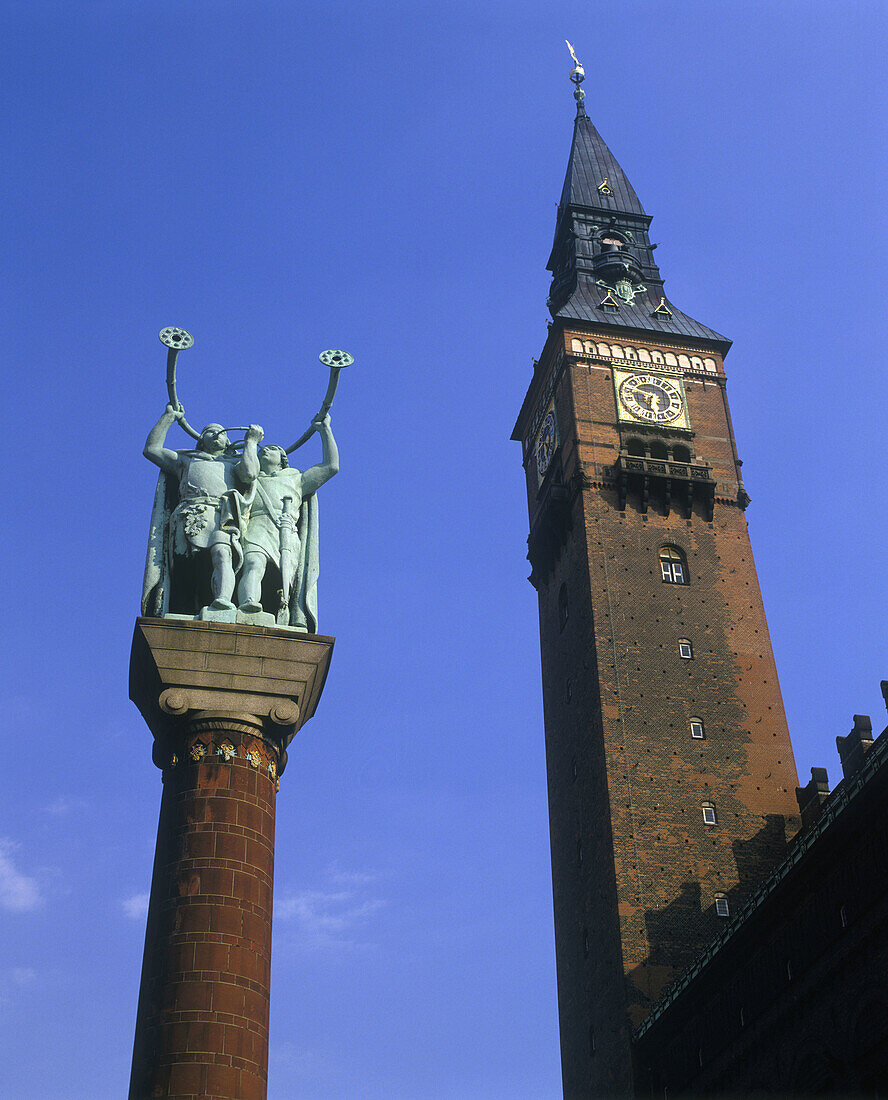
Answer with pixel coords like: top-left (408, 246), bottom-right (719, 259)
top-left (217, 740), bottom-right (237, 761)
top-left (189, 741), bottom-right (206, 762)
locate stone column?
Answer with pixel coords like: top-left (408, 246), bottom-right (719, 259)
top-left (128, 618), bottom-right (333, 1100)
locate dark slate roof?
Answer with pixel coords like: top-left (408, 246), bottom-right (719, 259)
top-left (548, 105), bottom-right (730, 351)
top-left (555, 278), bottom-right (730, 347)
top-left (559, 111), bottom-right (646, 216)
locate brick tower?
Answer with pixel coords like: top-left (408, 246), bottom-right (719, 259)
top-left (511, 63), bottom-right (801, 1096)
top-left (128, 618), bottom-right (333, 1099)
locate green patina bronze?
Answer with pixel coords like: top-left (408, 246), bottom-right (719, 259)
top-left (142, 330), bottom-right (346, 632)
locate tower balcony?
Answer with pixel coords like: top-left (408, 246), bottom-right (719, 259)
top-left (591, 247), bottom-right (639, 282)
top-left (615, 454), bottom-right (712, 482)
top-left (615, 453), bottom-right (714, 519)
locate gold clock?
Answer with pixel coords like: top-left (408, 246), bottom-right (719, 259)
top-left (614, 369), bottom-right (689, 428)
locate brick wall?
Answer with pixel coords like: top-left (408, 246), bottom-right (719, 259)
top-left (515, 322), bottom-right (801, 1095)
top-left (129, 718), bottom-right (278, 1100)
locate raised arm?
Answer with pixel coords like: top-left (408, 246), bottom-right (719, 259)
top-left (300, 414), bottom-right (340, 496)
top-left (236, 424), bottom-right (264, 485)
top-left (144, 404), bottom-right (184, 476)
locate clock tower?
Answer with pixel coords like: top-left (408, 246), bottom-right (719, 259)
top-left (512, 57), bottom-right (801, 1096)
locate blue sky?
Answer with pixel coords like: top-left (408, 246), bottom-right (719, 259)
top-left (2, 2), bottom-right (886, 1096)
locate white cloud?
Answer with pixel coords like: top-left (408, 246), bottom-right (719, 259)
top-left (122, 892), bottom-right (150, 919)
top-left (0, 841), bottom-right (41, 912)
top-left (43, 797), bottom-right (88, 817)
top-left (276, 868), bottom-right (384, 950)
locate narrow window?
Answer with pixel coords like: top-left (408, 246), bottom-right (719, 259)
top-left (739, 1007), bottom-right (745, 1028)
top-left (659, 546), bottom-right (688, 585)
top-left (840, 905), bottom-right (848, 928)
top-left (702, 802), bottom-right (717, 825)
top-left (589, 1025), bottom-right (596, 1055)
top-left (558, 583), bottom-right (568, 632)
top-left (715, 893), bottom-right (729, 917)
top-left (577, 838), bottom-right (583, 866)
top-left (679, 639), bottom-right (693, 659)
top-left (583, 928), bottom-right (589, 957)
top-left (565, 677), bottom-right (572, 703)
top-left (786, 959), bottom-right (793, 981)
top-left (690, 719), bottom-right (705, 740)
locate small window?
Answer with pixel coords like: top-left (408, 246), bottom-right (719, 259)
top-left (679, 639), bottom-right (693, 659)
top-left (702, 802), bottom-right (717, 825)
top-left (577, 838), bottom-right (583, 866)
top-left (660, 546), bottom-right (688, 585)
top-left (583, 928), bottom-right (589, 957)
top-left (690, 719), bottom-right (705, 740)
top-left (840, 905), bottom-right (848, 928)
top-left (566, 677), bottom-right (572, 703)
top-left (786, 959), bottom-right (793, 981)
top-left (558, 583), bottom-right (568, 632)
top-left (715, 893), bottom-right (729, 917)
top-left (589, 1025), bottom-right (596, 1055)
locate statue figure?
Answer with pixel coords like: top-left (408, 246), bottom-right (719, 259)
top-left (142, 407), bottom-right (264, 617)
top-left (141, 330), bottom-right (350, 632)
top-left (237, 414), bottom-right (339, 632)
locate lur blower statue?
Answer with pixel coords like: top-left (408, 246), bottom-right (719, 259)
top-left (142, 327), bottom-right (350, 632)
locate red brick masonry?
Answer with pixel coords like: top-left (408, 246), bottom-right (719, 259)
top-left (129, 719), bottom-right (278, 1100)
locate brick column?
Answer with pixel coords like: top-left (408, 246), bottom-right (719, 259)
top-left (128, 619), bottom-right (333, 1100)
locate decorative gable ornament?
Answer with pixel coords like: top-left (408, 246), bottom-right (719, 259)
top-left (598, 277), bottom-right (646, 304)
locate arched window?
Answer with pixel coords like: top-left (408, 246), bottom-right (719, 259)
top-left (702, 802), bottom-right (717, 825)
top-left (649, 440), bottom-right (668, 460)
top-left (659, 546), bottom-right (688, 585)
top-left (626, 438), bottom-right (645, 457)
top-left (673, 444), bottom-right (691, 464)
top-left (558, 583), bottom-right (568, 632)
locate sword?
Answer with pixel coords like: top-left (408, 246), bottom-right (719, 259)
top-left (278, 496), bottom-right (296, 618)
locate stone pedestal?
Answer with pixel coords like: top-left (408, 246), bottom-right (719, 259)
top-left (128, 618), bottom-right (333, 1100)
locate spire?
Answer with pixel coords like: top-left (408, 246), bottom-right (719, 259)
top-left (547, 45), bottom-right (729, 349)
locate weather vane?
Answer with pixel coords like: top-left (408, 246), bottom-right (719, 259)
top-left (565, 40), bottom-right (586, 111)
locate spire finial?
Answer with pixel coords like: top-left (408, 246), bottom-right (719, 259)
top-left (565, 40), bottom-right (586, 117)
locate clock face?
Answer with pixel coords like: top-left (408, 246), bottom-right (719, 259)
top-left (618, 373), bottom-right (685, 424)
top-left (535, 409), bottom-right (558, 481)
